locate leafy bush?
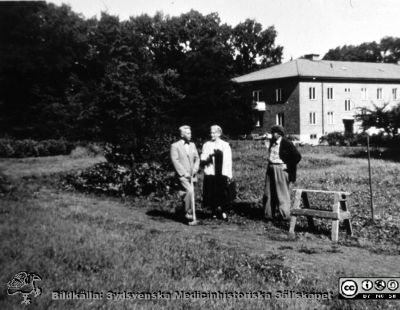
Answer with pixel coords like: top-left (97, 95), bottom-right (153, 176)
top-left (85, 143), bottom-right (103, 156)
top-left (134, 135), bottom-right (177, 166)
top-left (319, 132), bottom-right (346, 146)
top-left (13, 139), bottom-right (38, 157)
top-left (64, 162), bottom-right (177, 197)
top-left (70, 144), bottom-right (103, 158)
top-left (104, 134), bottom-right (204, 170)
top-left (0, 138), bottom-right (74, 157)
top-left (0, 139), bottom-right (15, 157)
top-left (368, 132), bottom-right (400, 148)
top-left (0, 172), bottom-right (14, 196)
top-left (67, 134), bottom-right (207, 197)
top-left (319, 131), bottom-right (400, 147)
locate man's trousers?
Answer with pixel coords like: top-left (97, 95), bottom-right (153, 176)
top-left (178, 176), bottom-right (195, 214)
top-left (263, 164), bottom-right (291, 220)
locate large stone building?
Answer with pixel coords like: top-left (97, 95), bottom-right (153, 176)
top-left (233, 55), bottom-right (400, 143)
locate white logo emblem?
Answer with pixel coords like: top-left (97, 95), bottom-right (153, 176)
top-left (341, 280), bottom-right (358, 298)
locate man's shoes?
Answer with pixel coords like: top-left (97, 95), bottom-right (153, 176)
top-left (221, 212), bottom-right (228, 220)
top-left (185, 213), bottom-right (193, 220)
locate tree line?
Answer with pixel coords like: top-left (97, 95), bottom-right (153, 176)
top-left (323, 37), bottom-right (400, 63)
top-left (0, 2), bottom-right (283, 146)
top-left (1, 2), bottom-right (399, 147)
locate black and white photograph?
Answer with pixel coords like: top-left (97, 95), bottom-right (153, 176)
top-left (1, 0), bottom-right (399, 308)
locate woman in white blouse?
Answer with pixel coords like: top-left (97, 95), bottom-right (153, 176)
top-left (201, 125), bottom-right (232, 219)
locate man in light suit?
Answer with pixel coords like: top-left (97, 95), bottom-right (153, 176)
top-left (170, 125), bottom-right (200, 221)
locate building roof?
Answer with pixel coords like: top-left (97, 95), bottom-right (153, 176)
top-left (232, 59), bottom-right (400, 83)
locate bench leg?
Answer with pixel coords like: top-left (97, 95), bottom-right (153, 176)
top-left (289, 216), bottom-right (297, 235)
top-left (331, 220), bottom-right (339, 242)
top-left (344, 219), bottom-right (353, 236)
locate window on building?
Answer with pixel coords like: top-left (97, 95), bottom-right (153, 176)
top-left (327, 111), bottom-right (334, 124)
top-left (275, 88), bottom-right (282, 102)
top-left (252, 90), bottom-right (262, 101)
top-left (377, 88), bottom-right (383, 100)
top-left (392, 88), bottom-right (398, 100)
top-left (345, 88), bottom-right (351, 93)
top-left (345, 99), bottom-right (351, 111)
top-left (309, 112), bottom-right (316, 125)
top-left (327, 87), bottom-right (334, 99)
top-left (310, 134), bottom-right (317, 140)
top-left (361, 88), bottom-right (367, 100)
top-left (309, 87), bottom-right (316, 100)
top-left (276, 113), bottom-right (284, 126)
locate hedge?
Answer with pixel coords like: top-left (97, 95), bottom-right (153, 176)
top-left (0, 138), bottom-right (74, 158)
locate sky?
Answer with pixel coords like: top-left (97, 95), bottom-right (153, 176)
top-left (49, 0), bottom-right (400, 61)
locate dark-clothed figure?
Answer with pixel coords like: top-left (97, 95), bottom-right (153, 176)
top-left (201, 125), bottom-right (232, 219)
top-left (170, 125), bottom-right (200, 220)
top-left (263, 125), bottom-right (301, 221)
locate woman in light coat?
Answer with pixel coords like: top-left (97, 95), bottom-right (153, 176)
top-left (201, 125), bottom-right (232, 219)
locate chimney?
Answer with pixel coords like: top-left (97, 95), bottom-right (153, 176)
top-left (303, 54), bottom-right (320, 61)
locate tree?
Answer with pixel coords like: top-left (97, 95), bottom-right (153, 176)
top-left (0, 2), bottom-right (90, 139)
top-left (125, 10), bottom-right (256, 136)
top-left (323, 37), bottom-right (400, 64)
top-left (323, 42), bottom-right (382, 62)
top-left (66, 12), bottom-right (183, 144)
top-left (0, 5), bottom-right (281, 141)
top-left (231, 19), bottom-right (283, 75)
top-left (356, 103), bottom-right (400, 135)
top-left (168, 11), bottom-right (254, 135)
top-left (380, 36), bottom-right (400, 63)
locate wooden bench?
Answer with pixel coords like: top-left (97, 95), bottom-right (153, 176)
top-left (289, 189), bottom-right (353, 242)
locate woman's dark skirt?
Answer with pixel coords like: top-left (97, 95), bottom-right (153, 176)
top-left (203, 174), bottom-right (228, 212)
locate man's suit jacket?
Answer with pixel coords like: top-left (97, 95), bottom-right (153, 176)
top-left (170, 140), bottom-right (200, 180)
top-left (269, 137), bottom-right (301, 183)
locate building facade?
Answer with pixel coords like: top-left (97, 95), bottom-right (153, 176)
top-left (233, 57), bottom-right (400, 143)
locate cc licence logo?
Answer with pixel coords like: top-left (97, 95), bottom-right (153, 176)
top-left (340, 280), bottom-right (358, 298)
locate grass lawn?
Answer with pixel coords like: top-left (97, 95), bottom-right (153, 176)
top-left (0, 142), bottom-right (399, 309)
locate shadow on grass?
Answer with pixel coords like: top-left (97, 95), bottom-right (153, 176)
top-left (229, 200), bottom-right (329, 232)
top-left (146, 209), bottom-right (213, 224)
top-left (291, 220), bottom-right (331, 238)
top-left (147, 199), bottom-right (334, 241)
top-left (341, 147), bottom-right (400, 163)
top-left (230, 200), bottom-right (264, 220)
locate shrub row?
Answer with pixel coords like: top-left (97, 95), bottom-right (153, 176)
top-left (0, 138), bottom-right (104, 158)
top-left (319, 132), bottom-right (400, 147)
top-left (0, 138), bottom-right (75, 158)
top-left (64, 162), bottom-right (177, 197)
